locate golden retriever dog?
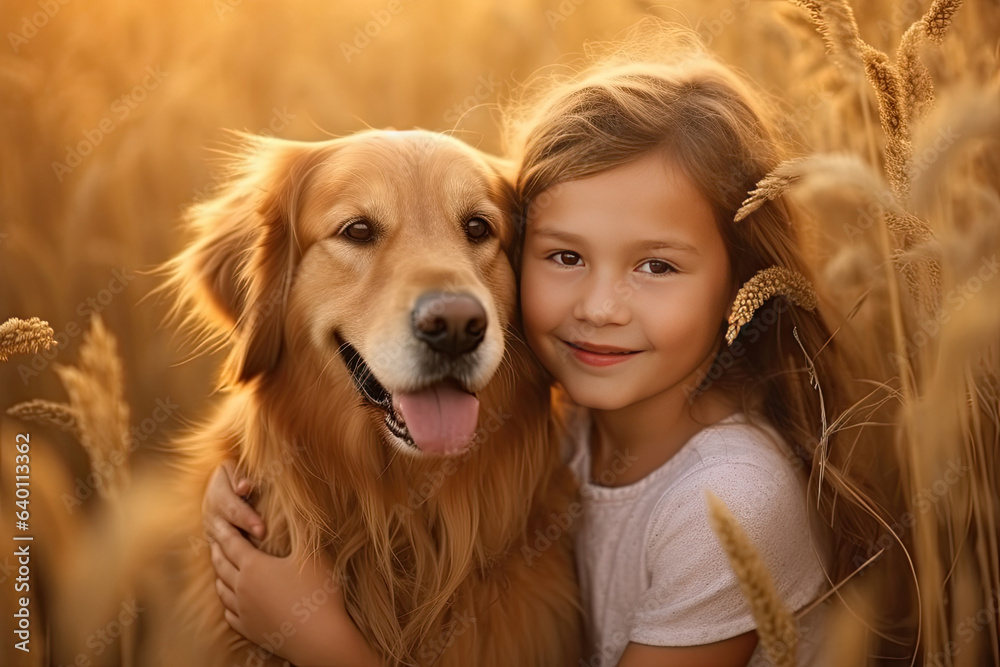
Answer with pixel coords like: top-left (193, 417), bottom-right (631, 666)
top-left (153, 130), bottom-right (580, 667)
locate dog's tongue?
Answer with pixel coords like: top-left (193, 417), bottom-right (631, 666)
top-left (394, 381), bottom-right (479, 454)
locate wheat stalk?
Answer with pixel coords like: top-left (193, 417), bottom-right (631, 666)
top-left (788, 0), bottom-right (862, 74)
top-left (726, 267), bottom-right (818, 345)
top-left (706, 491), bottom-right (798, 667)
top-left (787, 0), bottom-right (962, 211)
top-left (0, 316), bottom-right (56, 362)
top-left (54, 317), bottom-right (133, 499)
top-left (51, 317), bottom-right (137, 665)
top-left (7, 399), bottom-right (80, 437)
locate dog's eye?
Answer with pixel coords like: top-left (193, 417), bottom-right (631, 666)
top-left (465, 217), bottom-right (491, 241)
top-left (341, 220), bottom-right (374, 242)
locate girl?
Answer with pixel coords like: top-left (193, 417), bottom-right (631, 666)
top-left (205, 28), bottom-right (884, 667)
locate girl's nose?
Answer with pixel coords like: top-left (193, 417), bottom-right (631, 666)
top-left (572, 273), bottom-right (632, 327)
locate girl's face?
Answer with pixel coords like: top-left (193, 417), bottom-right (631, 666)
top-left (520, 151), bottom-right (734, 412)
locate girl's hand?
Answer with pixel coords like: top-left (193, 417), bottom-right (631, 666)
top-left (202, 459), bottom-right (265, 541)
top-left (210, 519), bottom-right (380, 667)
top-left (203, 462), bottom-right (380, 667)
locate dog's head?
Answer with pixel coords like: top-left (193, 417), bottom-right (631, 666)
top-left (165, 130), bottom-right (520, 456)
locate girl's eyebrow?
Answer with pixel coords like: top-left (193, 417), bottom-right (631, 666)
top-left (530, 228), bottom-right (700, 255)
top-left (628, 239), bottom-right (700, 256)
top-left (529, 228), bottom-right (582, 243)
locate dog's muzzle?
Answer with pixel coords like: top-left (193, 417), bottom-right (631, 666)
top-left (338, 292), bottom-right (489, 455)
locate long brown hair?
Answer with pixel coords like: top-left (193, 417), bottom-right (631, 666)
top-left (503, 24), bottom-right (899, 588)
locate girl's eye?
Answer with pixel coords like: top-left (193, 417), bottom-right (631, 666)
top-left (549, 251), bottom-right (582, 267)
top-left (341, 219), bottom-right (374, 242)
top-left (465, 216), bottom-right (491, 241)
top-left (637, 259), bottom-right (675, 275)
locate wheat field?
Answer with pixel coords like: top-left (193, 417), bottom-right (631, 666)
top-left (1, 0), bottom-right (998, 665)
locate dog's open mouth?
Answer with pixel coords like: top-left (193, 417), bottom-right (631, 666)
top-left (338, 341), bottom-right (480, 455)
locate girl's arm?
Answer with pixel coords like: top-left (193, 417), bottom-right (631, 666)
top-left (614, 632), bottom-right (758, 667)
top-left (203, 463), bottom-right (381, 667)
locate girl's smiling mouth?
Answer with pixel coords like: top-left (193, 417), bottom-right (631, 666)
top-left (562, 340), bottom-right (642, 366)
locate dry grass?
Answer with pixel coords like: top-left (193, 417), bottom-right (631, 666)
top-left (726, 267), bottom-right (818, 345)
top-left (53, 317), bottom-right (132, 500)
top-left (0, 316), bottom-right (55, 361)
top-left (6, 398), bottom-right (80, 437)
top-left (706, 491), bottom-right (798, 666)
top-left (1, 0), bottom-right (998, 665)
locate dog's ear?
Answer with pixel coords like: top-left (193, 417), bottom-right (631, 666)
top-left (162, 135), bottom-right (319, 385)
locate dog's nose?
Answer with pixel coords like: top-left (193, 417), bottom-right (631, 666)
top-left (412, 292), bottom-right (487, 356)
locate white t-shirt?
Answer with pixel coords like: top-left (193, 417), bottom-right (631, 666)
top-left (565, 409), bottom-right (830, 667)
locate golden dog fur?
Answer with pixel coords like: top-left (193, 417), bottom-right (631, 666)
top-left (154, 130), bottom-right (580, 666)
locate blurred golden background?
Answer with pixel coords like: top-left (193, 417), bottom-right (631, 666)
top-left (1, 0), bottom-right (998, 665)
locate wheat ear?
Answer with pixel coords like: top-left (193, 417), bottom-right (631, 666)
top-left (897, 1), bottom-right (963, 126)
top-left (0, 317), bottom-right (56, 362)
top-left (706, 491), bottom-right (798, 666)
top-left (727, 267), bottom-right (819, 345)
top-left (54, 317), bottom-right (133, 499)
top-left (7, 399), bottom-right (80, 437)
top-left (858, 41), bottom-right (912, 201)
top-left (923, 0), bottom-right (962, 43)
top-left (788, 0), bottom-right (862, 73)
top-left (735, 153), bottom-right (898, 223)
top-left (897, 24), bottom-right (935, 125)
top-left (735, 158), bottom-right (805, 223)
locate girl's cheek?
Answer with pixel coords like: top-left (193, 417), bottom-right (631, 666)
top-left (519, 266), bottom-right (552, 341)
top-left (518, 270), bottom-right (542, 330)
